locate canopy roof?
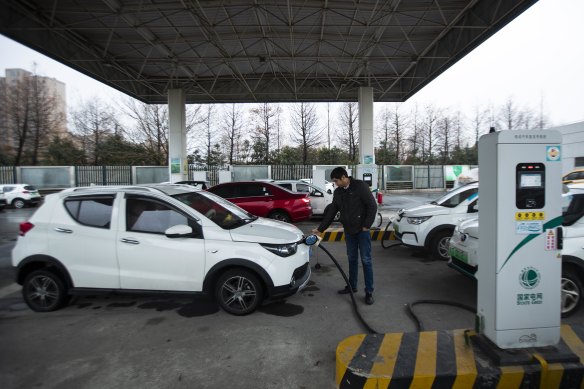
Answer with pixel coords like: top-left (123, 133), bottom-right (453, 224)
top-left (0, 0), bottom-right (537, 104)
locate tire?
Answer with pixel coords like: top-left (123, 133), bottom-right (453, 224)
top-left (215, 268), bottom-right (264, 315)
top-left (268, 210), bottom-right (291, 223)
top-left (430, 230), bottom-right (453, 261)
top-left (12, 198), bottom-right (26, 209)
top-left (22, 270), bottom-right (68, 312)
top-left (561, 267), bottom-right (583, 318)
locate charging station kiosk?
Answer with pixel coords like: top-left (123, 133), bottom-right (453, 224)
top-left (477, 130), bottom-right (563, 349)
top-left (356, 165), bottom-right (378, 190)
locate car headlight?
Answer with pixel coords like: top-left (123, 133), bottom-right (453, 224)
top-left (260, 242), bottom-right (298, 257)
top-left (407, 216), bottom-right (431, 225)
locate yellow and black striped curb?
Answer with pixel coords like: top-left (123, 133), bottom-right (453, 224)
top-left (322, 228), bottom-right (396, 242)
top-left (336, 325), bottom-right (584, 389)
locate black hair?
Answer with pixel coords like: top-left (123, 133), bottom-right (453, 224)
top-left (330, 167), bottom-right (348, 180)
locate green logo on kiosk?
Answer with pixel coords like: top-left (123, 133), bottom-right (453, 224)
top-left (519, 267), bottom-right (540, 289)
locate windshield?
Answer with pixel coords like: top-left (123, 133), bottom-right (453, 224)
top-left (172, 191), bottom-right (257, 229)
top-left (433, 185), bottom-right (478, 208)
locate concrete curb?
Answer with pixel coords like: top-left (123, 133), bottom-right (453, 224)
top-left (335, 325), bottom-right (584, 388)
top-left (321, 228), bottom-right (396, 242)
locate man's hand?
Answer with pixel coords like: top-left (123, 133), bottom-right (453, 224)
top-left (311, 228), bottom-right (321, 235)
top-left (362, 227), bottom-right (369, 231)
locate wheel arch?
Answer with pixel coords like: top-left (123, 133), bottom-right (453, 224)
top-left (16, 255), bottom-right (74, 288)
top-left (268, 208), bottom-right (291, 217)
top-left (203, 258), bottom-right (274, 296)
top-left (424, 224), bottom-right (456, 249)
top-left (562, 255), bottom-right (584, 280)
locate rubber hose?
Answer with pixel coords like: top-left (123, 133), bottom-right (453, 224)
top-left (381, 219), bottom-right (403, 249)
top-left (317, 244), bottom-right (379, 334)
top-left (406, 299), bottom-right (476, 332)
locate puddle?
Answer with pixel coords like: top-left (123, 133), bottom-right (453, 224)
top-left (259, 301), bottom-right (304, 317)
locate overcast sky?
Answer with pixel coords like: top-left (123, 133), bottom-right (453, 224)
top-left (1, 0), bottom-right (583, 128)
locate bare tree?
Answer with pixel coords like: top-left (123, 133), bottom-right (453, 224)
top-left (0, 69), bottom-right (64, 165)
top-left (289, 102), bottom-right (322, 164)
top-left (391, 104), bottom-right (409, 163)
top-left (221, 104), bottom-right (245, 165)
top-left (422, 104), bottom-right (441, 163)
top-left (1, 75), bottom-right (32, 165)
top-left (250, 103), bottom-right (278, 163)
top-left (200, 105), bottom-right (218, 165)
top-left (471, 105), bottom-right (486, 145)
top-left (436, 113), bottom-right (452, 164)
top-left (71, 98), bottom-right (118, 165)
top-left (499, 97), bottom-right (522, 131)
top-left (405, 105), bottom-right (422, 163)
top-left (338, 102), bottom-right (359, 162)
top-left (29, 73), bottom-right (63, 165)
top-left (123, 100), bottom-right (169, 165)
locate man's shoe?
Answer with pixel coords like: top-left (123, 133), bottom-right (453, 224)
top-left (338, 286), bottom-right (357, 295)
top-left (365, 293), bottom-right (374, 305)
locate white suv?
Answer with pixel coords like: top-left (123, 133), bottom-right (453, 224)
top-left (449, 193), bottom-right (584, 317)
top-left (12, 184), bottom-right (312, 315)
top-left (274, 180), bottom-right (334, 217)
top-left (391, 182), bottom-right (479, 260)
top-left (0, 184), bottom-right (42, 208)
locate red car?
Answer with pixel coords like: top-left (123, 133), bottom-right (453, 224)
top-left (207, 181), bottom-right (312, 223)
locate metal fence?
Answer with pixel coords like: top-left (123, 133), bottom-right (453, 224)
top-left (0, 164), bottom-right (469, 190)
top-left (75, 166), bottom-right (133, 186)
top-left (0, 166), bottom-right (16, 184)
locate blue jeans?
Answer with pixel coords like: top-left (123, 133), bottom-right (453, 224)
top-left (345, 231), bottom-right (374, 294)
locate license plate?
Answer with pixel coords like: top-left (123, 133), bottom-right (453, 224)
top-left (449, 247), bottom-right (468, 263)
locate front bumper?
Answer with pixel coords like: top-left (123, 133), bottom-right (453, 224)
top-left (268, 262), bottom-right (311, 300)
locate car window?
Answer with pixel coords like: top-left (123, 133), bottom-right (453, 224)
top-left (3, 186), bottom-right (14, 193)
top-left (439, 187), bottom-right (478, 208)
top-left (172, 191), bottom-right (256, 229)
top-left (126, 198), bottom-right (189, 234)
top-left (210, 185), bottom-right (236, 198)
top-left (278, 183), bottom-right (293, 190)
top-left (23, 185), bottom-right (37, 191)
top-left (64, 196), bottom-right (114, 228)
top-left (296, 183), bottom-right (310, 193)
top-left (240, 184), bottom-right (271, 197)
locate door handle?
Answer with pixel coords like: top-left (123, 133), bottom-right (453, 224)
top-left (120, 238), bottom-right (140, 245)
top-left (54, 227), bottom-right (73, 233)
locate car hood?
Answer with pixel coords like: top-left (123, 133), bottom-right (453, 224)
top-left (401, 204), bottom-right (454, 217)
top-left (230, 217), bottom-right (304, 244)
top-left (459, 218), bottom-right (479, 238)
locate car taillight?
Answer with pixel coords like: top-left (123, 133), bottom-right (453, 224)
top-left (301, 197), bottom-right (310, 203)
top-left (22, 190), bottom-right (30, 194)
top-left (19, 222), bottom-right (34, 236)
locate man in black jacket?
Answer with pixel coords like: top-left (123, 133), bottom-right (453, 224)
top-left (312, 167), bottom-right (378, 305)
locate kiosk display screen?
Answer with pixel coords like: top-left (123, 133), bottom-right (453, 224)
top-left (520, 173), bottom-right (543, 188)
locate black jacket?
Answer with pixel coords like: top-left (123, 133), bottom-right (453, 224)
top-left (317, 177), bottom-right (377, 235)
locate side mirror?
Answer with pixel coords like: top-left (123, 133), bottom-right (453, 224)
top-left (327, 189), bottom-right (332, 194)
top-left (468, 203), bottom-right (479, 213)
top-left (165, 224), bottom-right (193, 238)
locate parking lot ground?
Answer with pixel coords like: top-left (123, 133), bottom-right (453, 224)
top-left (2, 237), bottom-right (583, 389)
top-left (1, 199), bottom-right (583, 389)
